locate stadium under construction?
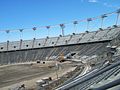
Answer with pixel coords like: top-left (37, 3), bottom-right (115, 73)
top-left (0, 9), bottom-right (120, 90)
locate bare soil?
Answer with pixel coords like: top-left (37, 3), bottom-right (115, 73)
top-left (0, 61), bottom-right (75, 90)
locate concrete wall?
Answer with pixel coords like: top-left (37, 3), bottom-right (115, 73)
top-left (0, 42), bottom-right (108, 64)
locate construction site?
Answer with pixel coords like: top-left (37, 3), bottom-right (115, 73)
top-left (0, 8), bottom-right (120, 90)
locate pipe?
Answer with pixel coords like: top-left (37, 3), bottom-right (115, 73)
top-left (89, 77), bottom-right (120, 90)
top-left (56, 60), bottom-right (120, 90)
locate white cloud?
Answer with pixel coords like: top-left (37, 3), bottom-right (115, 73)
top-left (103, 2), bottom-right (119, 9)
top-left (88, 0), bottom-right (98, 3)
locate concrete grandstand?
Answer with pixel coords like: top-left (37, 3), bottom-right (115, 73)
top-left (0, 26), bottom-right (120, 64)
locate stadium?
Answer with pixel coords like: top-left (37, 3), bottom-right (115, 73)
top-left (0, 1), bottom-right (120, 90)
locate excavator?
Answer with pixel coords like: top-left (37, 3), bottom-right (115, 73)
top-left (58, 53), bottom-right (66, 62)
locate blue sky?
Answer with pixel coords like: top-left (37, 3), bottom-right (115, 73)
top-left (0, 0), bottom-right (120, 42)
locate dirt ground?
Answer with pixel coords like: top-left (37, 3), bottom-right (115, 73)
top-left (0, 61), bottom-right (76, 90)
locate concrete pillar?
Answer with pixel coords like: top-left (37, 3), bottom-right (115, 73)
top-left (20, 39), bottom-right (23, 50)
top-left (32, 38), bottom-right (36, 48)
top-left (7, 40), bottom-right (9, 51)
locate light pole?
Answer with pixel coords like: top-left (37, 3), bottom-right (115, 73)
top-left (6, 30), bottom-right (10, 41)
top-left (87, 18), bottom-right (92, 31)
top-left (115, 9), bottom-right (120, 25)
top-left (19, 29), bottom-right (23, 40)
top-left (32, 27), bottom-right (37, 49)
top-left (6, 30), bottom-right (10, 64)
top-left (46, 26), bottom-right (50, 37)
top-left (19, 29), bottom-right (23, 50)
top-left (60, 24), bottom-right (65, 36)
top-left (33, 27), bottom-right (37, 39)
top-left (73, 21), bottom-right (78, 33)
top-left (101, 14), bottom-right (107, 29)
top-left (6, 30), bottom-right (10, 51)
